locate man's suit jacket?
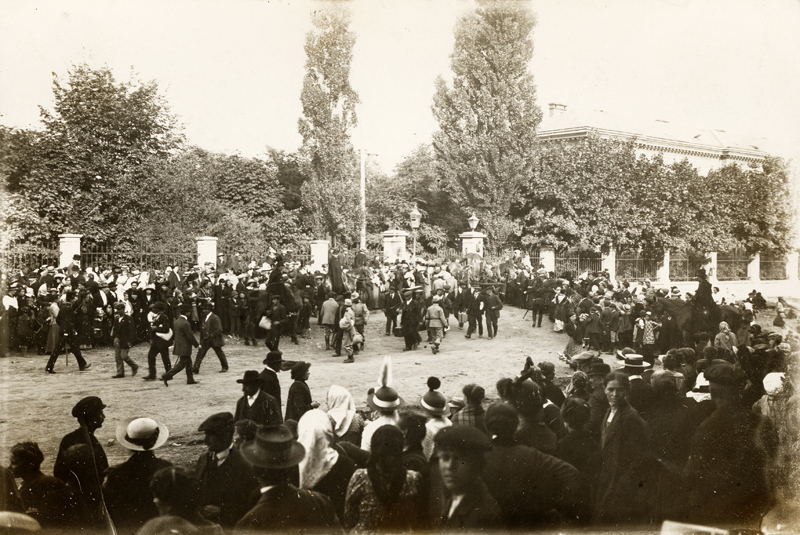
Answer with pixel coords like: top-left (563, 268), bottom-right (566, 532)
top-left (440, 478), bottom-right (502, 531)
top-left (173, 315), bottom-right (198, 357)
top-left (195, 448), bottom-right (260, 528)
top-left (200, 311), bottom-right (224, 347)
top-left (235, 483), bottom-right (343, 533)
top-left (258, 367), bottom-right (282, 408)
top-left (234, 390), bottom-right (282, 426)
top-left (629, 377), bottom-right (655, 417)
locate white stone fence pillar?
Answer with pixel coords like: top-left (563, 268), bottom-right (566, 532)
top-left (58, 234), bottom-right (83, 268)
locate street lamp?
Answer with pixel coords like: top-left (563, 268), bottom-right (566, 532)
top-left (410, 203), bottom-right (422, 261)
top-left (468, 213), bottom-right (480, 231)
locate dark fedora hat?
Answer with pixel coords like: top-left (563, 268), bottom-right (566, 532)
top-left (239, 425), bottom-right (305, 469)
top-left (236, 370), bottom-right (262, 385)
top-left (588, 362), bottom-right (612, 377)
top-left (198, 412), bottom-right (234, 432)
top-left (263, 351), bottom-right (283, 366)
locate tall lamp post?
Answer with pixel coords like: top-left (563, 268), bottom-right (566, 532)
top-left (410, 203), bottom-right (422, 262)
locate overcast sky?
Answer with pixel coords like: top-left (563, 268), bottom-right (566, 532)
top-left (2, 0), bottom-right (799, 174)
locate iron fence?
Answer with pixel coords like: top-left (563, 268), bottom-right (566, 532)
top-left (554, 250), bottom-right (602, 278)
top-left (0, 240), bottom-right (60, 275)
top-left (669, 253), bottom-right (706, 281)
top-left (81, 242), bottom-right (197, 273)
top-left (616, 251), bottom-right (662, 281)
top-left (760, 255), bottom-right (788, 280)
top-left (716, 252), bottom-right (750, 281)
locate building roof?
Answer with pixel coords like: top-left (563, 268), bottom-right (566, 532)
top-left (537, 107), bottom-right (770, 161)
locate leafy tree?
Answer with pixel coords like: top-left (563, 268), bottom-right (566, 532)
top-left (265, 148), bottom-right (308, 211)
top-left (297, 6), bottom-right (361, 246)
top-left (3, 64), bottom-right (182, 243)
top-left (432, 0), bottom-right (541, 252)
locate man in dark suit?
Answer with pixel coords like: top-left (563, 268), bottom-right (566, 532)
top-left (161, 303), bottom-right (199, 385)
top-left (435, 426), bottom-right (502, 531)
top-left (465, 287), bottom-right (485, 339)
top-left (143, 302), bottom-right (172, 380)
top-left (235, 425), bottom-right (343, 532)
top-left (46, 291), bottom-right (91, 373)
top-left (258, 351), bottom-right (283, 410)
top-left (54, 397), bottom-right (108, 484)
top-left (384, 286), bottom-right (402, 336)
top-left (264, 295), bottom-right (288, 352)
top-left (623, 355), bottom-right (655, 418)
top-left (195, 412), bottom-right (260, 528)
top-left (400, 290), bottom-right (421, 351)
top-left (234, 371), bottom-right (282, 426)
top-left (193, 302), bottom-right (228, 374)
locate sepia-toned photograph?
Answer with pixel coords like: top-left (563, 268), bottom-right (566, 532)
top-left (1, 0), bottom-right (799, 533)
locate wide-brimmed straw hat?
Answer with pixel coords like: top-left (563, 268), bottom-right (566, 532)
top-left (116, 417), bottom-right (169, 451)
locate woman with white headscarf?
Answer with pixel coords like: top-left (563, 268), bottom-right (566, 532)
top-left (297, 409), bottom-right (356, 521)
top-left (326, 385), bottom-right (365, 446)
top-left (714, 321), bottom-right (738, 354)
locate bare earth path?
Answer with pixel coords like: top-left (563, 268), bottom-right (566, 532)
top-left (0, 305), bottom-right (588, 472)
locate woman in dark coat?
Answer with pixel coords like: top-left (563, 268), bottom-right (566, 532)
top-left (284, 361), bottom-right (318, 422)
top-left (593, 372), bottom-right (655, 527)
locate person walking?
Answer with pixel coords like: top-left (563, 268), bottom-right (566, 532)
top-left (143, 301), bottom-right (172, 381)
top-left (484, 286), bottom-right (503, 340)
top-left (383, 286), bottom-right (402, 336)
top-left (465, 287), bottom-right (484, 340)
top-left (425, 295), bottom-right (447, 354)
top-left (193, 302), bottom-right (228, 374)
top-left (111, 302), bottom-right (139, 378)
top-left (45, 291), bottom-right (91, 374)
top-left (161, 303), bottom-right (199, 386)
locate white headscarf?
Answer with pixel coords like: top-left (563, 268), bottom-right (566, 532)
top-left (297, 409), bottom-right (339, 490)
top-left (326, 385), bottom-right (356, 438)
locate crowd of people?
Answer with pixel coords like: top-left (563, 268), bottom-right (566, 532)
top-left (2, 338), bottom-right (798, 533)
top-left (0, 249), bottom-right (799, 533)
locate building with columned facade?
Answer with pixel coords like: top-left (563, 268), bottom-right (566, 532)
top-left (537, 103), bottom-right (770, 175)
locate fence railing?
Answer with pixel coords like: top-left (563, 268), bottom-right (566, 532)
top-left (0, 240), bottom-right (60, 274)
top-left (81, 242), bottom-right (197, 273)
top-left (616, 252), bottom-right (662, 281)
top-left (554, 251), bottom-right (602, 278)
top-left (668, 254), bottom-right (706, 282)
top-left (760, 260), bottom-right (788, 280)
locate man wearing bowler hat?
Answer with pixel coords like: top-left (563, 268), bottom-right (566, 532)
top-left (195, 412), bottom-right (259, 528)
top-left (258, 351), bottom-right (284, 411)
top-left (622, 354), bottom-right (655, 417)
top-left (587, 362), bottom-right (612, 441)
top-left (235, 425), bottom-right (342, 532)
top-left (161, 302), bottom-right (199, 386)
top-left (143, 301), bottom-right (172, 381)
top-left (234, 371), bottom-right (282, 427)
top-left (193, 301), bottom-right (229, 374)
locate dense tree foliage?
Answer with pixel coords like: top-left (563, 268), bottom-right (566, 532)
top-left (298, 6), bottom-right (361, 246)
top-left (432, 0), bottom-right (541, 252)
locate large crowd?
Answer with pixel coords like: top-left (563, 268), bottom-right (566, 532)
top-left (0, 249), bottom-right (798, 533)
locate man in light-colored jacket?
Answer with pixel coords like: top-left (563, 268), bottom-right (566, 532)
top-left (425, 295), bottom-right (448, 354)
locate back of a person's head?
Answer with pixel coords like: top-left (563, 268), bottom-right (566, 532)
top-left (10, 442), bottom-right (43, 471)
top-left (662, 353), bottom-right (677, 371)
top-left (561, 397), bottom-right (590, 429)
top-left (702, 345), bottom-right (719, 361)
top-left (150, 467), bottom-right (203, 512)
top-left (695, 332), bottom-right (710, 344)
top-left (485, 402), bottom-right (519, 440)
top-left (398, 411), bottom-right (427, 447)
top-left (651, 373), bottom-right (679, 398)
top-left (462, 384), bottom-right (485, 407)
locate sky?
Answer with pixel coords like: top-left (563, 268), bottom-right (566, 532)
top-left (2, 0), bottom-right (800, 175)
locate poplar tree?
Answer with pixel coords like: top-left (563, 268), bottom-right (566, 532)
top-left (298, 6), bottom-right (361, 246)
top-left (432, 0), bottom-right (541, 251)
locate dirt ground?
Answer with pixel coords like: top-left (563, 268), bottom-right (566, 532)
top-left (0, 303), bottom-right (792, 477)
top-left (0, 305), bottom-right (582, 472)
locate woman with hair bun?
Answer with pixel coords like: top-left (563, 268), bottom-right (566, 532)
top-left (451, 383), bottom-right (487, 434)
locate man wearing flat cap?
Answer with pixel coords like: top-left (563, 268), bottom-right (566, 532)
top-left (235, 425), bottom-right (342, 532)
top-left (434, 426), bottom-right (501, 531)
top-left (195, 412), bottom-right (260, 528)
top-left (53, 397), bottom-right (108, 484)
top-left (684, 362), bottom-right (779, 530)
